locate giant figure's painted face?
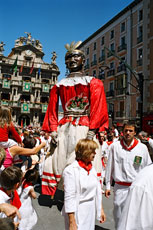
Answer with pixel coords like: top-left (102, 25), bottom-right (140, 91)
top-left (65, 51), bottom-right (85, 73)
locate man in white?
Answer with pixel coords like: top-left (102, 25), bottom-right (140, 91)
top-left (118, 163), bottom-right (153, 230)
top-left (105, 122), bottom-right (152, 229)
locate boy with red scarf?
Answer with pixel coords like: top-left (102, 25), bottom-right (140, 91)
top-left (0, 166), bottom-right (22, 221)
top-left (105, 122), bottom-right (152, 229)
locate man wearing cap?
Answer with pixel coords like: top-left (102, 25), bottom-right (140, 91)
top-left (105, 122), bottom-right (152, 229)
top-left (41, 41), bottom-right (108, 196)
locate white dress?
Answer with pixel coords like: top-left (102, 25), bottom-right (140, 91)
top-left (62, 161), bottom-right (102, 230)
top-left (19, 185), bottom-right (37, 230)
top-left (118, 163), bottom-right (153, 230)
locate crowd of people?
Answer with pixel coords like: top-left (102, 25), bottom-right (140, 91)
top-left (0, 41), bottom-right (153, 230)
top-left (0, 107), bottom-right (153, 229)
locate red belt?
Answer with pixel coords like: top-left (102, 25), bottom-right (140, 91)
top-left (115, 181), bottom-right (132, 186)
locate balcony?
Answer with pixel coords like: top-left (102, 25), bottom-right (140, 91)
top-left (91, 60), bottom-right (97, 67)
top-left (116, 88), bottom-right (126, 95)
top-left (107, 69), bottom-right (115, 77)
top-left (106, 90), bottom-right (114, 97)
top-left (84, 64), bottom-right (90, 70)
top-left (137, 59), bottom-right (143, 66)
top-left (116, 111), bottom-right (125, 117)
top-left (107, 50), bottom-right (115, 58)
top-left (117, 43), bottom-right (127, 52)
top-left (117, 64), bottom-right (126, 73)
top-left (99, 55), bottom-right (105, 63)
top-left (137, 35), bottom-right (143, 44)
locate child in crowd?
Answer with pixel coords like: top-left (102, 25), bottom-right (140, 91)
top-left (0, 166), bottom-right (22, 221)
top-left (0, 106), bottom-right (22, 148)
top-left (18, 168), bottom-right (39, 230)
top-left (0, 217), bottom-right (16, 230)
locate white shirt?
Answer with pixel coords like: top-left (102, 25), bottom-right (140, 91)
top-left (105, 139), bottom-right (152, 190)
top-left (118, 163), bottom-right (153, 230)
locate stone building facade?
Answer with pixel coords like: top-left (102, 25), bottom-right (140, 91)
top-left (79, 0), bottom-right (153, 132)
top-left (0, 33), bottom-right (60, 127)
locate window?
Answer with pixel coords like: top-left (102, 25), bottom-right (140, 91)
top-left (101, 49), bottom-right (105, 57)
top-left (93, 54), bottom-right (97, 61)
top-left (138, 26), bottom-right (143, 37)
top-left (110, 43), bottom-right (115, 51)
top-left (121, 36), bottom-right (126, 45)
top-left (93, 70), bottom-right (96, 77)
top-left (86, 47), bottom-right (89, 55)
top-left (138, 48), bottom-right (143, 59)
top-left (110, 62), bottom-right (114, 69)
top-left (109, 81), bottom-right (114, 91)
top-left (101, 36), bottom-right (105, 45)
top-left (110, 30), bottom-right (114, 39)
top-left (94, 42), bottom-right (96, 50)
top-left (86, 58), bottom-right (89, 65)
top-left (139, 9), bottom-right (143, 22)
top-left (121, 22), bottom-right (125, 33)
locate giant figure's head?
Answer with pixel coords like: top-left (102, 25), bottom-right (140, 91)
top-left (65, 41), bottom-right (85, 73)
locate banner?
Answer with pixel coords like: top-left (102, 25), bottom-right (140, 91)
top-left (42, 104), bottom-right (48, 113)
top-left (22, 103), bottom-right (30, 113)
top-left (23, 82), bottom-right (31, 92)
top-left (2, 79), bottom-right (10, 88)
top-left (42, 84), bottom-right (49, 92)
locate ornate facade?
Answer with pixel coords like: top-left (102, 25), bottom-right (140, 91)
top-left (0, 33), bottom-right (60, 127)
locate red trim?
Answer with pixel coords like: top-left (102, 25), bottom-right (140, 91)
top-left (41, 185), bottom-right (57, 196)
top-left (120, 138), bottom-right (138, 151)
top-left (106, 141), bottom-right (113, 146)
top-left (43, 172), bottom-right (61, 178)
top-left (97, 173), bottom-right (101, 177)
top-left (115, 181), bottom-right (131, 186)
top-left (42, 178), bottom-right (57, 184)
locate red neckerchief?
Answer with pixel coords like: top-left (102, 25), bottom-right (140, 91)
top-left (107, 141), bottom-right (113, 146)
top-left (22, 181), bottom-right (33, 189)
top-left (120, 138), bottom-right (139, 151)
top-left (78, 160), bottom-right (92, 175)
top-left (0, 187), bottom-right (21, 209)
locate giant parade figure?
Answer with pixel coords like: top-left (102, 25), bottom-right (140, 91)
top-left (41, 41), bottom-right (109, 196)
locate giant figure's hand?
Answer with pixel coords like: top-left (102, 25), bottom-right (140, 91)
top-left (51, 131), bottom-right (58, 145)
top-left (86, 129), bottom-right (96, 140)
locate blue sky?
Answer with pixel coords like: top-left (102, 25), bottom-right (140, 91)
top-left (1, 0), bottom-right (133, 81)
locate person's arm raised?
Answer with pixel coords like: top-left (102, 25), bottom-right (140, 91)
top-left (10, 142), bottom-right (46, 157)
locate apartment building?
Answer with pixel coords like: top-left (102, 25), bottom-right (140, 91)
top-left (79, 0), bottom-right (153, 132)
top-left (0, 33), bottom-right (60, 127)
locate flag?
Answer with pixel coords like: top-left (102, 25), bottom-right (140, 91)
top-left (21, 119), bottom-right (23, 128)
top-left (38, 64), bottom-right (41, 77)
top-left (11, 57), bottom-right (18, 73)
top-left (29, 59), bottom-right (34, 75)
top-left (20, 61), bottom-right (24, 74)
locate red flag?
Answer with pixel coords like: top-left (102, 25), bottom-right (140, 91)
top-left (29, 59), bottom-right (34, 74)
top-left (20, 62), bottom-right (24, 73)
top-left (21, 119), bottom-right (23, 128)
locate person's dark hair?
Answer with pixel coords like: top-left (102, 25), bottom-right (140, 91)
top-left (24, 168), bottom-right (39, 184)
top-left (0, 218), bottom-right (15, 230)
top-left (122, 122), bottom-right (137, 132)
top-left (23, 135), bottom-right (36, 148)
top-left (75, 139), bottom-right (98, 161)
top-left (0, 166), bottom-right (22, 190)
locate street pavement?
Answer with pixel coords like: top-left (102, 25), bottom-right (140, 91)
top-left (32, 186), bottom-right (115, 230)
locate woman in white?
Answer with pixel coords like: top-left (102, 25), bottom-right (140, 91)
top-left (62, 139), bottom-right (106, 230)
